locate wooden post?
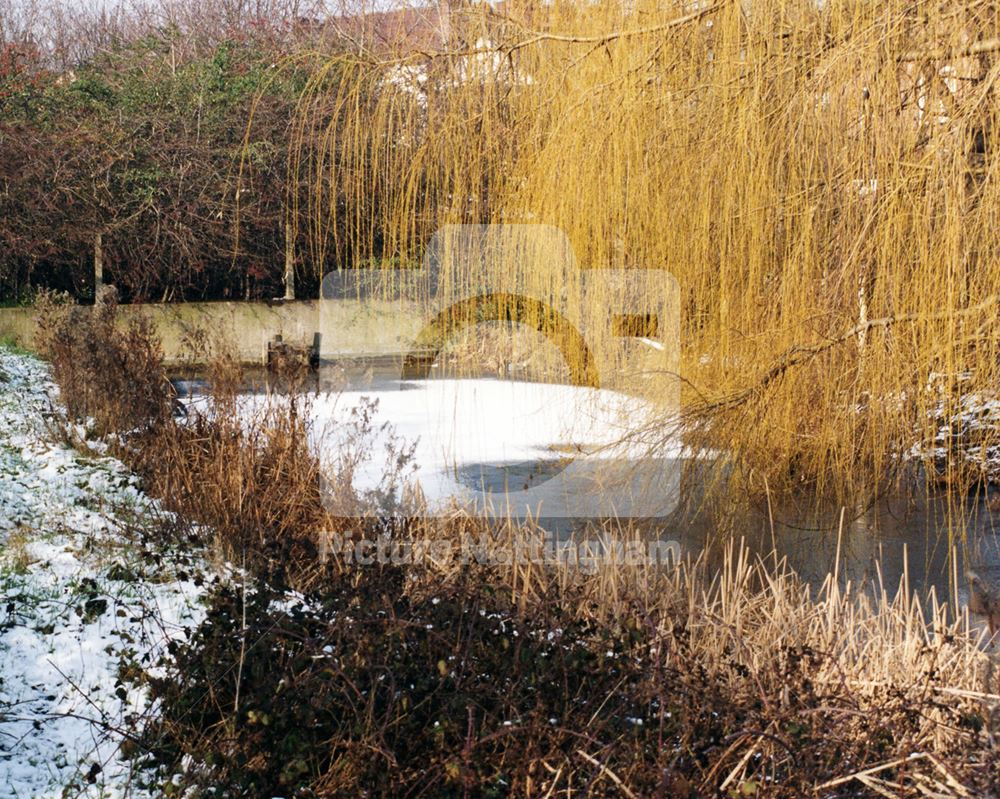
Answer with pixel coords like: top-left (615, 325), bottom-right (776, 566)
top-left (284, 222), bottom-right (295, 301)
top-left (94, 232), bottom-right (103, 295)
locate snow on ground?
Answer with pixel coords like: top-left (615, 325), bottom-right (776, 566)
top-left (918, 390), bottom-right (1000, 481)
top-left (0, 350), bottom-right (206, 798)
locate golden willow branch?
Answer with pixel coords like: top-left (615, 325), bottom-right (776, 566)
top-left (700, 295), bottom-right (1000, 415)
top-left (357, 4), bottom-right (998, 70)
top-left (899, 37), bottom-right (1000, 63)
top-left (433, 4), bottom-right (1000, 65)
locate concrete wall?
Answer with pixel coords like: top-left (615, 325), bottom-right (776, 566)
top-left (0, 287), bottom-right (680, 402)
top-left (0, 300), bottom-right (426, 366)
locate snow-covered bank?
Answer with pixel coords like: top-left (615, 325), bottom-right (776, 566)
top-left (919, 389), bottom-right (1000, 482)
top-left (0, 350), bottom-right (206, 798)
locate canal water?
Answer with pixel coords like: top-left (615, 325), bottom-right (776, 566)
top-left (172, 367), bottom-right (1000, 612)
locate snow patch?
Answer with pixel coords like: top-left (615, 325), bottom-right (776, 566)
top-left (0, 350), bottom-right (206, 798)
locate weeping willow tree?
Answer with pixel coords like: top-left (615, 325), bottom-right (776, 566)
top-left (284, 0), bottom-right (1000, 500)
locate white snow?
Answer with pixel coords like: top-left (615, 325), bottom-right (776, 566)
top-left (191, 378), bottom-right (684, 519)
top-left (0, 350), bottom-right (206, 798)
top-left (908, 384), bottom-right (1000, 481)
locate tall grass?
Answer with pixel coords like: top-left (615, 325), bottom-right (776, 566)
top-left (34, 294), bottom-right (347, 579)
top-left (34, 287), bottom-right (172, 435)
top-left (290, 0), bottom-right (1000, 500)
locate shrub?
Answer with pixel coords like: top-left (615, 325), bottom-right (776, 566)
top-left (34, 286), bottom-right (171, 435)
top-left (135, 550), bottom-right (1000, 798)
top-left (0, 30), bottom-right (345, 302)
top-left (35, 289), bottom-right (348, 577)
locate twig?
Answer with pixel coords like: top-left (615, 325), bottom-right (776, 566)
top-left (575, 749), bottom-right (638, 799)
top-left (719, 735), bottom-right (761, 792)
top-left (850, 681), bottom-right (1000, 703)
top-left (816, 752), bottom-right (927, 790)
top-left (924, 752), bottom-right (973, 798)
top-left (401, 3), bottom-right (723, 62)
top-left (500, 3), bottom-right (722, 55)
top-left (233, 551), bottom-right (249, 716)
top-left (856, 773), bottom-right (907, 798)
top-left (899, 38), bottom-right (1000, 63)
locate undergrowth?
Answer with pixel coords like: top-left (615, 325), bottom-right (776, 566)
top-left (34, 294), bottom-right (1000, 798)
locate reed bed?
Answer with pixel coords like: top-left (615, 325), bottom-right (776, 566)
top-left (286, 0), bottom-right (1000, 501)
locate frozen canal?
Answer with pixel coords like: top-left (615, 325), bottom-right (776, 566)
top-left (176, 369), bottom-right (1000, 611)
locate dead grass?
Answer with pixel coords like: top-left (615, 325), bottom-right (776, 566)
top-left (34, 294), bottom-right (351, 579)
top-left (34, 287), bottom-right (171, 437)
top-left (3, 525), bottom-right (34, 574)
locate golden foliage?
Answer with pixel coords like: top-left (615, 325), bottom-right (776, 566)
top-left (291, 0), bottom-right (1000, 498)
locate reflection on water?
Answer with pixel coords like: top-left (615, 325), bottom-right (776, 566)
top-left (477, 484), bottom-right (1000, 608)
top-left (656, 483), bottom-right (1000, 604)
top-left (454, 460), bottom-right (567, 493)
